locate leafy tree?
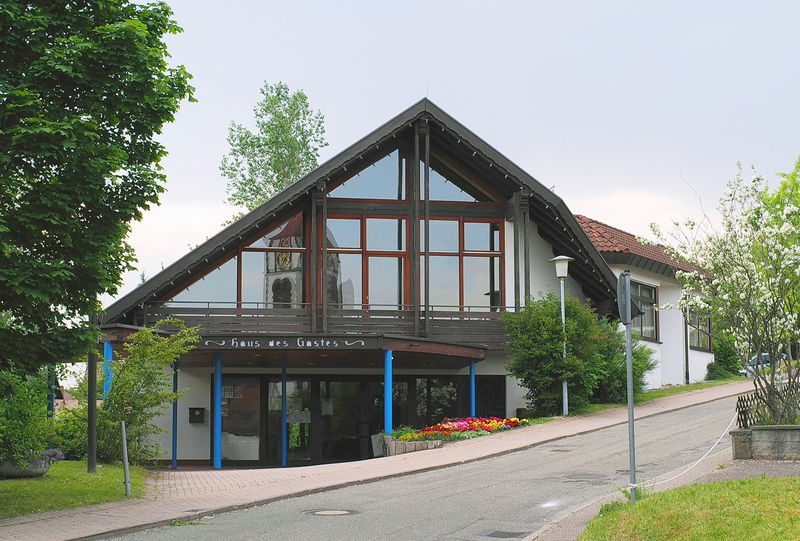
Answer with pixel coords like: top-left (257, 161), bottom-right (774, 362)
top-left (53, 319), bottom-right (199, 464)
top-left (0, 368), bottom-right (50, 467)
top-left (0, 1), bottom-right (194, 373)
top-left (502, 294), bottom-right (605, 415)
top-left (220, 81), bottom-right (327, 211)
top-left (660, 159), bottom-right (800, 424)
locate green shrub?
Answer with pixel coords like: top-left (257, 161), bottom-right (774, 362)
top-left (712, 335), bottom-right (740, 375)
top-left (592, 322), bottom-right (657, 403)
top-left (502, 294), bottom-right (605, 416)
top-left (0, 369), bottom-right (51, 466)
top-left (51, 407), bottom-right (88, 461)
top-left (705, 361), bottom-right (734, 381)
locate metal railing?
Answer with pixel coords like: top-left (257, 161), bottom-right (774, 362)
top-left (142, 301), bottom-right (512, 347)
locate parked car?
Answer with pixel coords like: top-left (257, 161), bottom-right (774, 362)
top-left (739, 353), bottom-right (786, 377)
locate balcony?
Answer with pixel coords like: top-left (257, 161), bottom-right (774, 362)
top-left (140, 302), bottom-right (509, 349)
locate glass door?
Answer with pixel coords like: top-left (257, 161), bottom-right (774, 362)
top-left (266, 379), bottom-right (312, 466)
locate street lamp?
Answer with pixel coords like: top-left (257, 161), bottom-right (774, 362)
top-left (550, 255), bottom-right (573, 416)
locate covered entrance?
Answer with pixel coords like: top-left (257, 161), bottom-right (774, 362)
top-left (175, 334), bottom-right (491, 468)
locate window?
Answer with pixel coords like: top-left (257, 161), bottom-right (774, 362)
top-left (419, 219), bottom-right (503, 311)
top-left (324, 216), bottom-right (407, 309)
top-left (631, 281), bottom-right (657, 340)
top-left (241, 213), bottom-right (306, 307)
top-left (688, 311), bottom-right (711, 351)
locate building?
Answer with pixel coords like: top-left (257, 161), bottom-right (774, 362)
top-left (576, 215), bottom-right (714, 387)
top-left (101, 99), bottom-right (620, 468)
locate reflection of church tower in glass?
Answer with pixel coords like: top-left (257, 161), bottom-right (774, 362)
top-left (261, 214), bottom-right (304, 307)
top-left (324, 230), bottom-right (349, 306)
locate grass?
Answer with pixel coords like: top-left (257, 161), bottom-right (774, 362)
top-left (578, 477), bottom-right (800, 540)
top-left (633, 377), bottom-right (743, 404)
top-left (0, 460), bottom-right (147, 520)
top-left (581, 377), bottom-right (744, 415)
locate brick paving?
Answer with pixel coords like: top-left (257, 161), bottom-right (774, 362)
top-left (0, 380), bottom-right (755, 541)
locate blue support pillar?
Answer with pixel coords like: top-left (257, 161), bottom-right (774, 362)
top-left (281, 358), bottom-right (287, 468)
top-left (384, 350), bottom-right (393, 435)
top-left (171, 361), bottom-right (178, 470)
top-left (212, 354), bottom-right (222, 469)
top-left (102, 342), bottom-right (113, 399)
top-left (47, 369), bottom-right (56, 418)
top-left (469, 362), bottom-right (476, 418)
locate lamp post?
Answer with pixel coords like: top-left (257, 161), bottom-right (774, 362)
top-left (550, 256), bottom-right (573, 416)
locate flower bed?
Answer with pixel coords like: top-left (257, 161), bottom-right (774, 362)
top-left (397, 417), bottom-right (529, 442)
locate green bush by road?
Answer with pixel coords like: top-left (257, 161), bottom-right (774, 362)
top-left (579, 476), bottom-right (800, 540)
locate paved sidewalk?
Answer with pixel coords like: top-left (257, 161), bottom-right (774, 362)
top-left (0, 380), bottom-right (755, 541)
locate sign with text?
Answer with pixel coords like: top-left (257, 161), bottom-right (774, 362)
top-left (200, 335), bottom-right (379, 350)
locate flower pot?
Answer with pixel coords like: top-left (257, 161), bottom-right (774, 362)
top-left (0, 460), bottom-right (50, 479)
top-left (371, 433), bottom-right (384, 457)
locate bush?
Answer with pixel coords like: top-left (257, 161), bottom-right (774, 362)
top-left (502, 294), bottom-right (605, 415)
top-left (705, 361), bottom-right (734, 381)
top-left (51, 407), bottom-right (88, 461)
top-left (592, 322), bottom-right (657, 403)
top-left (0, 369), bottom-right (51, 466)
top-left (711, 335), bottom-right (740, 375)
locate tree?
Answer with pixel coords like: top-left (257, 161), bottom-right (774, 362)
top-left (52, 319), bottom-right (199, 464)
top-left (662, 159), bottom-right (800, 424)
top-left (502, 294), bottom-right (605, 415)
top-left (220, 81), bottom-right (327, 211)
top-left (0, 1), bottom-right (194, 373)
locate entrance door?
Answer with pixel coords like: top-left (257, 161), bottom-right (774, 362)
top-left (265, 379), bottom-right (312, 466)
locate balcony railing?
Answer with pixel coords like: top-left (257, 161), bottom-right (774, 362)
top-left (141, 301), bottom-right (510, 348)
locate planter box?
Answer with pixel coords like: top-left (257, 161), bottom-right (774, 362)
top-left (383, 436), bottom-right (444, 457)
top-left (0, 460), bottom-right (50, 479)
top-left (730, 425), bottom-right (800, 460)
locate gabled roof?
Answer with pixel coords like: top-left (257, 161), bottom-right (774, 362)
top-left (576, 215), bottom-right (706, 278)
top-left (104, 99), bottom-right (619, 323)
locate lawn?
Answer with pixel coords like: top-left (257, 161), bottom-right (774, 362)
top-left (581, 377), bottom-right (744, 416)
top-left (578, 476), bottom-right (800, 540)
top-left (0, 460), bottom-right (147, 519)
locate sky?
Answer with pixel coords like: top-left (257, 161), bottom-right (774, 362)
top-left (108, 0), bottom-right (800, 305)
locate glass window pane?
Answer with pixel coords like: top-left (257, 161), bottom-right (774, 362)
top-left (326, 219), bottom-right (360, 249)
top-left (169, 257), bottom-right (237, 306)
top-left (420, 256), bottom-right (459, 309)
top-left (241, 251), bottom-right (304, 307)
top-left (464, 222), bottom-right (498, 252)
top-left (329, 150), bottom-right (405, 200)
top-left (366, 218), bottom-right (405, 251)
top-left (420, 220), bottom-right (458, 252)
top-left (247, 213), bottom-right (304, 249)
top-left (425, 163), bottom-right (478, 202)
top-left (368, 257), bottom-right (403, 308)
top-left (463, 257), bottom-right (500, 310)
top-left (221, 376), bottom-right (260, 461)
top-left (327, 253), bottom-right (361, 307)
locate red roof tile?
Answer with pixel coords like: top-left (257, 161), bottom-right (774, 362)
top-left (575, 215), bottom-right (704, 275)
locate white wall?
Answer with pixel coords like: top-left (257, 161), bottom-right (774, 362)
top-left (607, 265), bottom-right (715, 388)
top-left (503, 216), bottom-right (583, 308)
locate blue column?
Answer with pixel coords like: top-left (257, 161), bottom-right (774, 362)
top-left (281, 358), bottom-right (287, 467)
top-left (171, 361), bottom-right (178, 470)
top-left (102, 342), bottom-right (113, 399)
top-left (469, 362), bottom-right (476, 418)
top-left (384, 350), bottom-right (392, 435)
top-left (47, 370), bottom-right (55, 418)
top-left (212, 354), bottom-right (222, 469)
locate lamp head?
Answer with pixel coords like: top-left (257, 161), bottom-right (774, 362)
top-left (549, 255), bottom-right (574, 279)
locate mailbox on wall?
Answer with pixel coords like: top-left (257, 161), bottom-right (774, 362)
top-left (188, 407), bottom-right (205, 424)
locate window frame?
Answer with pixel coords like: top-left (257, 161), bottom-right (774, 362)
top-left (688, 310), bottom-right (712, 352)
top-left (631, 281), bottom-right (658, 341)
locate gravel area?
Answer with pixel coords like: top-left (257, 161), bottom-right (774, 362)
top-left (695, 458), bottom-right (800, 483)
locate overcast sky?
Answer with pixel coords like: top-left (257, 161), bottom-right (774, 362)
top-left (107, 0), bottom-right (800, 305)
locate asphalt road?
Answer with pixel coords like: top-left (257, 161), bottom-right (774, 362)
top-left (113, 396), bottom-right (738, 541)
